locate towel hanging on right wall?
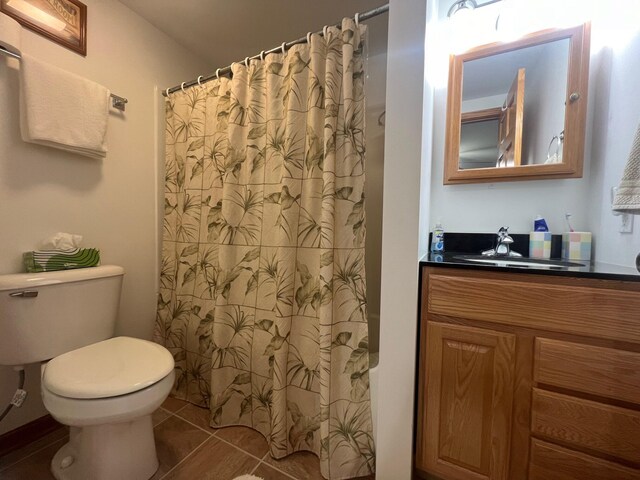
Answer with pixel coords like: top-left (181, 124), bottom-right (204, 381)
top-left (613, 122), bottom-right (640, 214)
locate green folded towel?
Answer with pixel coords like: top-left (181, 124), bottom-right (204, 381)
top-left (23, 248), bottom-right (101, 273)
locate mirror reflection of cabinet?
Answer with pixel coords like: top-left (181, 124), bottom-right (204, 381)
top-left (498, 68), bottom-right (525, 168)
top-left (444, 24), bottom-right (590, 184)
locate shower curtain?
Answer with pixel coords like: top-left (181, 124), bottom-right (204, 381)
top-left (155, 18), bottom-right (374, 480)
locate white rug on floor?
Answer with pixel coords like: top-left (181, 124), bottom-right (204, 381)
top-left (233, 476), bottom-right (263, 480)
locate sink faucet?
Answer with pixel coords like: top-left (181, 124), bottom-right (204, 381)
top-left (482, 227), bottom-right (522, 257)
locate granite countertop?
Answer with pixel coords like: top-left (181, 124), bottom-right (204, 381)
top-left (420, 233), bottom-right (640, 282)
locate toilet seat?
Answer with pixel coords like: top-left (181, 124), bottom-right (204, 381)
top-left (43, 336), bottom-right (174, 399)
top-left (42, 370), bottom-right (175, 427)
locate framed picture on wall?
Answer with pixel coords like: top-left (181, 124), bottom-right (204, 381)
top-left (0, 0), bottom-right (87, 56)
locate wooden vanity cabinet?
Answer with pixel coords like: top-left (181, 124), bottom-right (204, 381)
top-left (415, 267), bottom-right (640, 480)
top-left (419, 322), bottom-right (516, 480)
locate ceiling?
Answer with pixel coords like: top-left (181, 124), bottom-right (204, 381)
top-left (119, 0), bottom-right (389, 69)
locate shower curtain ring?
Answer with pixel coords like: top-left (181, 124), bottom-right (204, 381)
top-left (197, 75), bottom-right (203, 87)
top-left (260, 50), bottom-right (265, 61)
top-left (306, 32), bottom-right (312, 44)
top-left (244, 56), bottom-right (250, 68)
top-left (281, 42), bottom-right (286, 54)
top-left (180, 82), bottom-right (186, 93)
top-left (215, 68), bottom-right (221, 79)
top-left (355, 13), bottom-right (360, 27)
top-left (165, 87), bottom-right (170, 96)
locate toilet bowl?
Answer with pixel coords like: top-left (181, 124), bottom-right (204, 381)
top-left (0, 266), bottom-right (175, 480)
top-left (41, 337), bottom-right (175, 480)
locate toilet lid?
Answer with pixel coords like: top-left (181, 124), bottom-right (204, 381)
top-left (43, 337), bottom-right (175, 399)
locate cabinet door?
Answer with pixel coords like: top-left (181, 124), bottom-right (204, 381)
top-left (418, 322), bottom-right (516, 480)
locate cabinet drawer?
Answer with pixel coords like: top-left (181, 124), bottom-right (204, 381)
top-left (529, 439), bottom-right (640, 480)
top-left (427, 273), bottom-right (640, 343)
top-left (534, 338), bottom-right (640, 404)
top-left (532, 388), bottom-right (640, 464)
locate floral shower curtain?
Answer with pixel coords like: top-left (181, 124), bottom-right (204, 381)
top-left (155, 18), bottom-right (374, 479)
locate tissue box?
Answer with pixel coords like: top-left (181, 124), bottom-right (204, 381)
top-left (23, 248), bottom-right (100, 273)
top-left (561, 232), bottom-right (592, 261)
top-left (529, 232), bottom-right (552, 259)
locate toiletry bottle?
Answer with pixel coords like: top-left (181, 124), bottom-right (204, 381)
top-left (431, 222), bottom-right (445, 253)
top-left (533, 215), bottom-right (549, 232)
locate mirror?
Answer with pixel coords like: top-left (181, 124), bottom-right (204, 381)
top-left (444, 24), bottom-right (591, 184)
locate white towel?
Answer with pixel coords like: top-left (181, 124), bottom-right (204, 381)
top-left (613, 122), bottom-right (640, 214)
top-left (19, 54), bottom-right (109, 159)
top-left (0, 13), bottom-right (21, 56)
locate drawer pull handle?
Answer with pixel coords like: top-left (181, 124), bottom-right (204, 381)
top-left (9, 290), bottom-right (38, 298)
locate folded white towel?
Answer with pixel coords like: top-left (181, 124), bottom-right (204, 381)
top-left (0, 14), bottom-right (21, 56)
top-left (19, 54), bottom-right (110, 159)
top-left (613, 122), bottom-right (640, 214)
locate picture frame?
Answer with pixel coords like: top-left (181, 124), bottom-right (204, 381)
top-left (1, 0), bottom-right (87, 56)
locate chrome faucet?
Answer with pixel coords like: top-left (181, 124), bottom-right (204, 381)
top-left (482, 227), bottom-right (522, 257)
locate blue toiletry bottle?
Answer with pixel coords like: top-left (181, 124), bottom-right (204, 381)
top-left (431, 222), bottom-right (445, 253)
top-left (534, 215), bottom-right (549, 232)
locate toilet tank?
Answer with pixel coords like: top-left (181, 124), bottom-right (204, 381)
top-left (0, 265), bottom-right (124, 366)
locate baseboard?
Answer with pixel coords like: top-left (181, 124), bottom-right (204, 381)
top-left (0, 414), bottom-right (61, 458)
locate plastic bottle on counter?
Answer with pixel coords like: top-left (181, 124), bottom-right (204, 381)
top-left (431, 221), bottom-right (445, 253)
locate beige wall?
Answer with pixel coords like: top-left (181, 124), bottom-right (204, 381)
top-left (0, 0), bottom-right (207, 434)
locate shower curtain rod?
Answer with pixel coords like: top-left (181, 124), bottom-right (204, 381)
top-left (162, 3), bottom-right (389, 96)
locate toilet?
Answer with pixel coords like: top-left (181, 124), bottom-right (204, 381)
top-left (0, 266), bottom-right (175, 480)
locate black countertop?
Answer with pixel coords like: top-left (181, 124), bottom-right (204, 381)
top-left (421, 233), bottom-right (640, 282)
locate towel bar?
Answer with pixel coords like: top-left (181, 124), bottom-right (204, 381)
top-left (0, 46), bottom-right (128, 111)
top-left (110, 94), bottom-right (128, 111)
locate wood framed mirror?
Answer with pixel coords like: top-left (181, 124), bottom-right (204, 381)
top-left (444, 23), bottom-right (591, 184)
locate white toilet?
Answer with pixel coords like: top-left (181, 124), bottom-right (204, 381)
top-left (0, 265), bottom-right (175, 480)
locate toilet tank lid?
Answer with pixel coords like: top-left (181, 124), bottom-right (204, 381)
top-left (0, 265), bottom-right (124, 291)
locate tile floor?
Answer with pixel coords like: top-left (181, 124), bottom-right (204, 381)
top-left (0, 396), bottom-right (375, 480)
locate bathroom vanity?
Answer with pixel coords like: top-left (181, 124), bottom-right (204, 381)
top-left (414, 257), bottom-right (640, 480)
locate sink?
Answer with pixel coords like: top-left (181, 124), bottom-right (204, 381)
top-left (454, 255), bottom-right (586, 268)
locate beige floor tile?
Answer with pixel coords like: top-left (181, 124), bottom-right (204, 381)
top-left (175, 403), bottom-right (215, 432)
top-left (215, 425), bottom-right (269, 458)
top-left (0, 426), bottom-right (68, 472)
top-left (161, 396), bottom-right (189, 412)
top-left (0, 438), bottom-right (65, 479)
top-left (162, 436), bottom-right (259, 480)
top-left (253, 461), bottom-right (296, 479)
top-left (152, 414), bottom-right (211, 478)
top-left (265, 451), bottom-right (324, 480)
top-left (152, 407), bottom-right (172, 426)
top-left (0, 407), bottom-right (377, 480)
